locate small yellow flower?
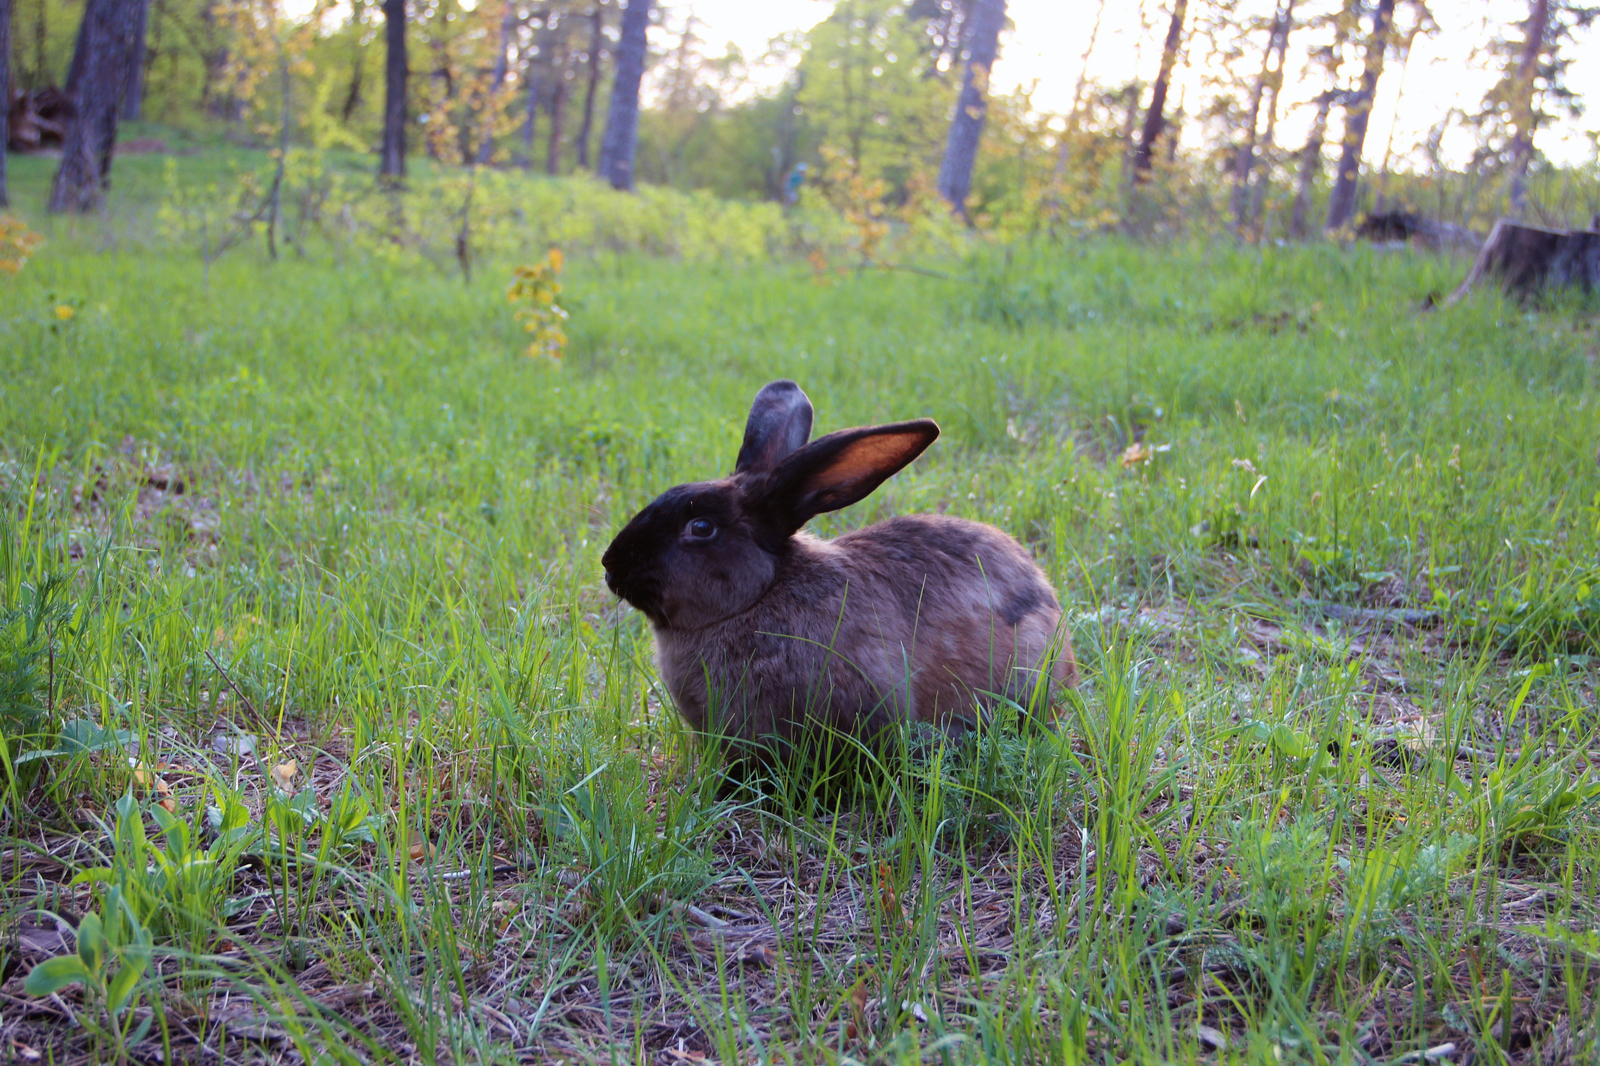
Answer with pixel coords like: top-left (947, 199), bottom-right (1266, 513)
top-left (54, 305), bottom-right (75, 320)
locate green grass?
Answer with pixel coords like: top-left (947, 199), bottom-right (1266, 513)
top-left (2, 160), bottom-right (1600, 1063)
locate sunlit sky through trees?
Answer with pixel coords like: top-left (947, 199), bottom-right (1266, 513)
top-left (679, 0), bottom-right (1600, 168)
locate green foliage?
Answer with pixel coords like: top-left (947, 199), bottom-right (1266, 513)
top-left (795, 0), bottom-right (953, 189)
top-left (508, 250), bottom-right (569, 360)
top-left (0, 571), bottom-right (78, 783)
top-left (24, 879), bottom-right (156, 1049)
top-left (62, 792), bottom-right (262, 955)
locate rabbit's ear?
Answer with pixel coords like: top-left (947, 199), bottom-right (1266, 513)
top-left (757, 420), bottom-right (940, 533)
top-left (734, 380), bottom-right (814, 476)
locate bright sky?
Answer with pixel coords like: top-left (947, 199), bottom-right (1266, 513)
top-left (681, 0), bottom-right (1600, 169)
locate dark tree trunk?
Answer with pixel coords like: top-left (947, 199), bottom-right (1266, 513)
top-left (1230, 0), bottom-right (1292, 230)
top-left (1132, 0), bottom-right (1186, 180)
top-left (1324, 0), bottom-right (1396, 234)
top-left (935, 0), bottom-right (1004, 218)
top-left (546, 46), bottom-right (567, 174)
top-left (49, 0), bottom-right (140, 213)
top-left (0, 0), bottom-right (10, 208)
top-left (1507, 0), bottom-right (1551, 218)
top-left (475, 0), bottom-right (516, 163)
top-left (519, 15), bottom-right (550, 166)
top-left (575, 4), bottom-right (603, 170)
top-left (379, 0), bottom-right (406, 178)
top-left (596, 0), bottom-right (650, 191)
top-left (341, 0), bottom-right (366, 123)
top-left (118, 0), bottom-right (147, 120)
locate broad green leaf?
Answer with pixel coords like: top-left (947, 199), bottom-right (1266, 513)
top-left (76, 913), bottom-right (106, 973)
top-left (58, 719), bottom-right (133, 756)
top-left (23, 955), bottom-right (89, 996)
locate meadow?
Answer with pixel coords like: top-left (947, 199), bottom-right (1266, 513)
top-left (2, 145), bottom-right (1600, 1064)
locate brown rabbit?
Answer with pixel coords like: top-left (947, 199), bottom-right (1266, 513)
top-left (601, 380), bottom-right (1077, 760)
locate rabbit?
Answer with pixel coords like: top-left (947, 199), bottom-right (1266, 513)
top-left (601, 379), bottom-right (1077, 760)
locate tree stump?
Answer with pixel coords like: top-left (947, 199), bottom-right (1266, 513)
top-left (1447, 218), bottom-right (1600, 304)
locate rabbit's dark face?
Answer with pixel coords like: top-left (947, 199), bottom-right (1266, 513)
top-left (601, 379), bottom-right (939, 633)
top-left (601, 480), bottom-right (780, 630)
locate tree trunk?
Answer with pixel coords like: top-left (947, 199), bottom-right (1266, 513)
top-left (0, 0), bottom-right (10, 208)
top-left (118, 0), bottom-right (147, 120)
top-left (49, 0), bottom-right (140, 213)
top-left (474, 0), bottom-right (516, 164)
top-left (1230, 0), bottom-right (1291, 230)
top-left (1050, 0), bottom-right (1106, 188)
top-left (1289, 98), bottom-right (1333, 236)
top-left (519, 15), bottom-right (551, 166)
top-left (1324, 0), bottom-right (1396, 234)
top-left (575, 4), bottom-right (603, 170)
top-left (1288, 1), bottom-right (1354, 239)
top-left (1506, 0), bottom-right (1551, 219)
top-left (1247, 4), bottom-right (1294, 229)
top-left (1119, 80), bottom-right (1141, 194)
top-left (935, 0), bottom-right (1005, 218)
top-left (596, 0), bottom-right (650, 191)
top-left (1132, 0), bottom-right (1186, 180)
top-left (379, 0), bottom-right (406, 179)
top-left (546, 40), bottom-right (568, 175)
top-left (265, 44), bottom-right (289, 259)
top-left (1372, 25), bottom-right (1416, 214)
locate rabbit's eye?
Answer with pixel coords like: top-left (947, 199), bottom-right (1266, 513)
top-left (685, 518), bottom-right (717, 540)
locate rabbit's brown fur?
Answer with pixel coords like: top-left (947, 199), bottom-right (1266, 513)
top-left (601, 381), bottom-right (1076, 759)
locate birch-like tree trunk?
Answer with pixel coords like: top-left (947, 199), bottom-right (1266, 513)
top-left (1324, 0), bottom-right (1396, 234)
top-left (596, 0), bottom-right (650, 191)
top-left (1506, 0), bottom-right (1551, 218)
top-left (1132, 0), bottom-right (1186, 180)
top-left (49, 0), bottom-right (140, 212)
top-left (936, 0), bottom-right (1005, 218)
top-left (379, 0), bottom-right (406, 178)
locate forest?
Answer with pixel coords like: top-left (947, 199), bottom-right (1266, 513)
top-left (2, 0), bottom-right (1600, 1063)
top-left (1, 0), bottom-right (1596, 234)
